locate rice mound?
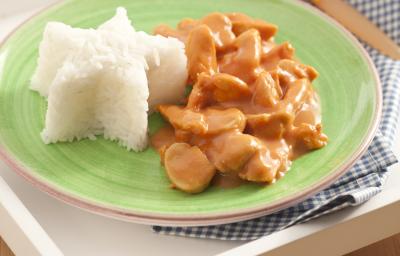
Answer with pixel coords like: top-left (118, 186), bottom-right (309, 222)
top-left (135, 32), bottom-right (188, 109)
top-left (31, 8), bottom-right (187, 151)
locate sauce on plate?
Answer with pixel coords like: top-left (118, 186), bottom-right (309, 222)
top-left (151, 12), bottom-right (328, 193)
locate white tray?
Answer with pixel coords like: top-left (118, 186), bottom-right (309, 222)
top-left (1, 2), bottom-right (400, 255)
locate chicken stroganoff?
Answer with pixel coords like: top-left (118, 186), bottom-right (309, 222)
top-left (151, 12), bottom-right (328, 194)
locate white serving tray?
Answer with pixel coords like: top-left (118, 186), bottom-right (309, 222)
top-left (1, 2), bottom-right (400, 255)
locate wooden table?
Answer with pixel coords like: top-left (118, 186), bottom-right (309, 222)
top-left (0, 237), bottom-right (14, 256)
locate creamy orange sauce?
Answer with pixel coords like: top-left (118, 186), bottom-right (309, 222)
top-left (151, 125), bottom-right (176, 152)
top-left (212, 173), bottom-right (245, 189)
top-left (151, 12), bottom-right (328, 193)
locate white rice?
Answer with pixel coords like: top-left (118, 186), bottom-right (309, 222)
top-left (135, 32), bottom-right (187, 109)
top-left (31, 7), bottom-right (187, 151)
top-left (30, 22), bottom-right (91, 97)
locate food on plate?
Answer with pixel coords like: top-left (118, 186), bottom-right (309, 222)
top-left (164, 143), bottom-right (216, 193)
top-left (31, 8), bottom-right (327, 195)
top-left (31, 8), bottom-right (187, 151)
top-left (152, 12), bottom-right (328, 193)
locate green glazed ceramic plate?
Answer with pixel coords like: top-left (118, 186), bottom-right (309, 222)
top-left (0, 0), bottom-right (380, 226)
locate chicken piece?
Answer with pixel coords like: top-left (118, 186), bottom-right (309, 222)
top-left (266, 139), bottom-right (292, 173)
top-left (159, 105), bottom-right (207, 134)
top-left (187, 73), bottom-right (213, 110)
top-left (291, 123), bottom-right (328, 150)
top-left (282, 78), bottom-right (314, 114)
top-left (153, 24), bottom-right (187, 42)
top-left (227, 13), bottom-right (278, 41)
top-left (219, 29), bottom-right (262, 84)
top-left (154, 19), bottom-right (199, 43)
top-left (206, 131), bottom-right (260, 173)
top-left (261, 40), bottom-right (278, 55)
top-left (246, 111), bottom-right (294, 139)
top-left (226, 12), bottom-right (253, 23)
top-left (206, 108), bottom-right (247, 133)
top-left (252, 72), bottom-right (282, 108)
top-left (293, 92), bottom-right (321, 126)
top-left (159, 105), bottom-right (246, 135)
top-left (239, 147), bottom-right (280, 182)
top-left (200, 13), bottom-right (236, 51)
top-left (187, 73), bottom-right (251, 109)
top-left (211, 73), bottom-right (251, 102)
top-left (232, 20), bottom-right (277, 41)
top-left (177, 18), bottom-right (198, 32)
top-left (277, 59), bottom-right (319, 86)
top-left (164, 143), bottom-right (216, 193)
top-left (186, 25), bottom-right (218, 83)
top-left (261, 42), bottom-right (295, 71)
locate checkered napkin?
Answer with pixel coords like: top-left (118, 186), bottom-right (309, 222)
top-left (153, 0), bottom-right (400, 240)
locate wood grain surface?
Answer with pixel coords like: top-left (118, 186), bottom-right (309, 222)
top-left (346, 232), bottom-right (400, 256)
top-left (0, 236), bottom-right (14, 256)
top-left (1, 232), bottom-right (399, 255)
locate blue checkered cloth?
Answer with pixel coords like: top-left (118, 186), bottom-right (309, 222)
top-left (153, 0), bottom-right (400, 240)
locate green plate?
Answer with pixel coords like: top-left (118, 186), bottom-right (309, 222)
top-left (0, 0), bottom-right (380, 225)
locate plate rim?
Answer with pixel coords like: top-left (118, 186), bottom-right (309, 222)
top-left (0, 0), bottom-right (382, 226)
